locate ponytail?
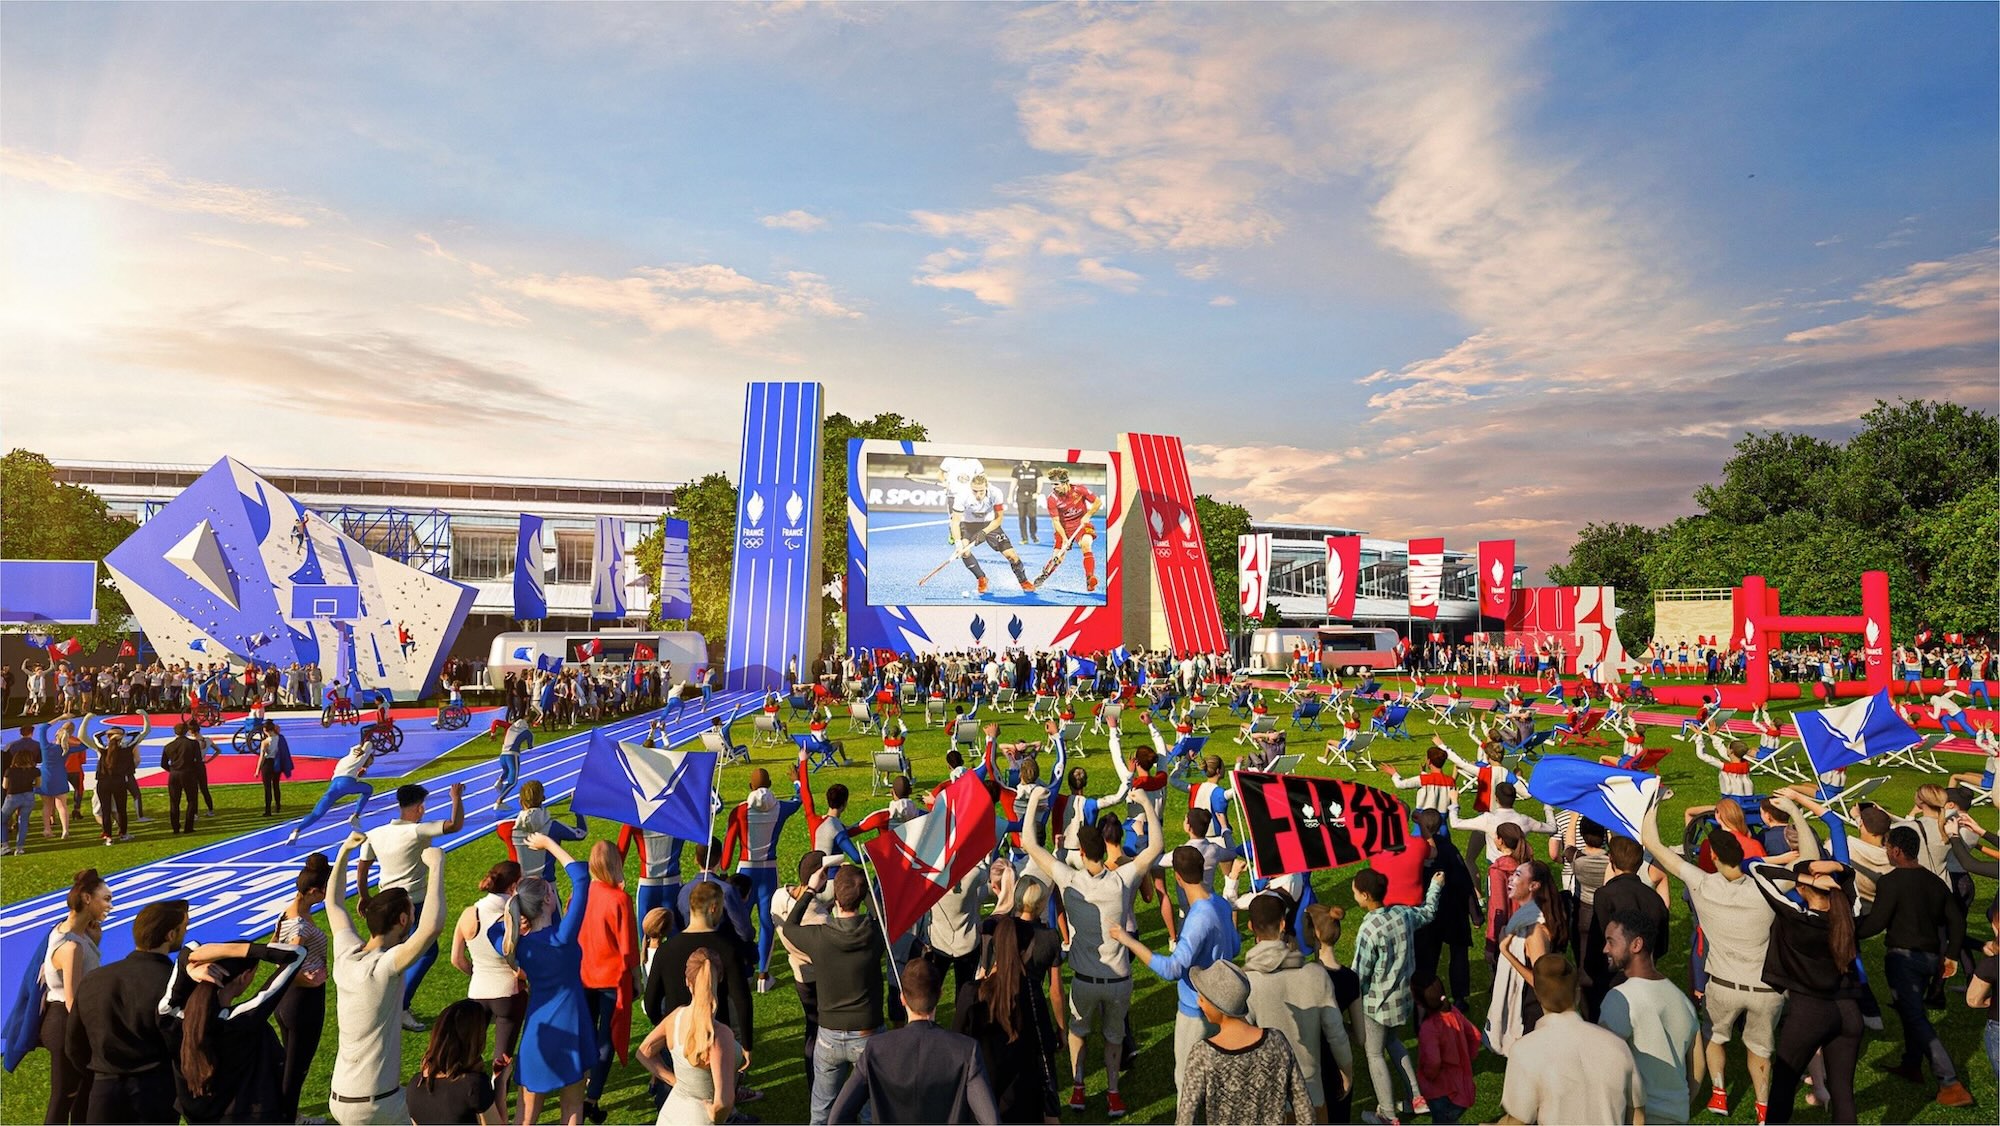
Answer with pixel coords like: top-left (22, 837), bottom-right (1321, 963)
top-left (180, 982), bottom-right (222, 1097)
top-left (676, 948), bottom-right (719, 1067)
top-left (1825, 884), bottom-right (1858, 968)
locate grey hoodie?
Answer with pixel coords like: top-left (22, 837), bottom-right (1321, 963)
top-left (1243, 937), bottom-right (1353, 1106)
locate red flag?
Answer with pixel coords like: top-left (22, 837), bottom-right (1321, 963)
top-left (118, 639), bottom-right (137, 658)
top-left (1407, 538), bottom-right (1444, 620)
top-left (50, 638), bottom-right (82, 659)
top-left (1476, 540), bottom-right (1515, 618)
top-left (634, 643), bottom-right (656, 661)
top-left (1324, 535), bottom-right (1361, 619)
top-left (863, 772), bottom-right (998, 941)
top-left (1428, 631), bottom-right (1446, 644)
top-left (1233, 770), bottom-right (1409, 879)
top-left (1946, 632), bottom-right (1965, 645)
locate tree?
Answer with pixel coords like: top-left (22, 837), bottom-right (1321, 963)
top-left (819, 412), bottom-right (928, 653)
top-left (0, 449), bottom-right (135, 652)
top-left (1910, 481), bottom-right (2000, 639)
top-left (1546, 521), bottom-right (1660, 649)
top-left (643, 472), bottom-right (736, 666)
top-left (1643, 512), bottom-right (1919, 643)
top-left (1691, 431), bottom-right (1842, 524)
top-left (1193, 494), bottom-right (1254, 636)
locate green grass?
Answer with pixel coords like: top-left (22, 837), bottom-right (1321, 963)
top-left (3, 702), bottom-right (1992, 1124)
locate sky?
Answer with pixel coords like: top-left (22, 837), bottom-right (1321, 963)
top-left (2, 2), bottom-right (1995, 573)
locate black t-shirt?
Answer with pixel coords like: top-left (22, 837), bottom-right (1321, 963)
top-left (4, 744), bottom-right (41, 795)
top-left (1976, 954), bottom-right (1998, 1021)
top-left (406, 1072), bottom-right (494, 1125)
top-left (1012, 465), bottom-right (1041, 499)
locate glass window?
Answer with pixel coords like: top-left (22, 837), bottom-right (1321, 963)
top-left (451, 530), bottom-right (514, 581)
top-left (555, 532), bottom-right (593, 583)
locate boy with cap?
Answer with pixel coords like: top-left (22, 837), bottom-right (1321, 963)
top-left (1179, 960), bottom-right (1315, 1125)
top-left (356, 781), bottom-right (464, 1032)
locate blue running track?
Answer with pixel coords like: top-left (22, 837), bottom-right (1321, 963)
top-left (0, 691), bottom-right (759, 1026)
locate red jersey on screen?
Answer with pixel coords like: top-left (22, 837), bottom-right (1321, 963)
top-left (1046, 485), bottom-right (1099, 530)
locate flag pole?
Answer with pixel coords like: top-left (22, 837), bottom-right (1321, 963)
top-left (860, 852), bottom-right (906, 999)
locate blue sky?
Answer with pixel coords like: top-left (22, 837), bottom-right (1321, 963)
top-left (2, 2), bottom-right (1993, 569)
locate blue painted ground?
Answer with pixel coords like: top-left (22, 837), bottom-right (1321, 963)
top-left (102, 710), bottom-right (503, 780)
top-left (866, 509), bottom-right (1107, 607)
top-left (0, 691), bottom-right (760, 1027)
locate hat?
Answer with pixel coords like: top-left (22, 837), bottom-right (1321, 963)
top-left (1188, 960), bottom-right (1251, 1019)
top-left (395, 783), bottom-right (429, 808)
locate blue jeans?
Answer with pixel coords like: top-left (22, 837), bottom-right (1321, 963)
top-left (495, 753), bottom-right (519, 802)
top-left (296, 776), bottom-right (372, 834)
top-left (746, 868), bottom-right (780, 975)
top-left (811, 1027), bottom-right (877, 1124)
top-left (1885, 949), bottom-right (1957, 1085)
top-left (1, 792), bottom-right (35, 851)
top-left (401, 934), bottom-right (438, 1010)
top-left (1984, 1020), bottom-right (1998, 1084)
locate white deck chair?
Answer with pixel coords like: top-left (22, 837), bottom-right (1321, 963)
top-left (1187, 702), bottom-right (1213, 733)
top-left (1322, 730), bottom-right (1376, 770)
top-left (847, 700), bottom-right (878, 735)
top-left (872, 749), bottom-right (910, 795)
top-left (1093, 702), bottom-right (1123, 735)
top-left (994, 686), bottom-right (1018, 712)
top-left (1238, 713), bottom-right (1277, 744)
top-left (1826, 774), bottom-right (1887, 823)
top-left (752, 713), bottom-right (787, 747)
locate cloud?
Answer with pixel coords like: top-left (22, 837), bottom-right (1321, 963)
top-left (759, 209), bottom-right (829, 232)
top-left (500, 263), bottom-right (859, 345)
top-left (1209, 295), bottom-right (1236, 307)
top-left (1, 148), bottom-right (328, 228)
top-left (105, 317), bottom-right (576, 428)
top-left (1075, 257), bottom-right (1140, 292)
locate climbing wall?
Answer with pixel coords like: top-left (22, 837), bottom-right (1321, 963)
top-left (104, 457), bottom-right (475, 701)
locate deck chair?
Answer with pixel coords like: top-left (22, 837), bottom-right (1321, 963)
top-left (1371, 703), bottom-right (1412, 740)
top-left (701, 728), bottom-right (750, 766)
top-left (794, 731), bottom-right (843, 772)
top-left (1751, 739), bottom-right (1813, 784)
top-left (1228, 688), bottom-right (1256, 718)
top-left (1611, 743), bottom-right (1670, 775)
top-left (847, 700), bottom-right (878, 735)
top-left (1058, 720), bottom-right (1085, 749)
top-left (952, 717), bottom-right (982, 750)
top-left (872, 748), bottom-right (911, 795)
top-left (1238, 713), bottom-right (1278, 743)
top-left (752, 713), bottom-right (788, 747)
top-left (900, 681), bottom-right (920, 708)
top-left (786, 690), bottom-right (815, 722)
top-left (1825, 774), bottom-right (1887, 822)
top-left (1322, 731), bottom-right (1377, 771)
top-left (1410, 686), bottom-right (1437, 706)
top-left (1027, 693), bottom-right (1057, 721)
top-left (922, 697), bottom-right (947, 727)
top-left (1289, 697), bottom-right (1325, 732)
top-left (1555, 710), bottom-right (1608, 747)
top-left (1878, 733), bottom-right (1948, 774)
top-left (1094, 702), bottom-right (1124, 735)
top-left (1431, 699), bottom-right (1475, 729)
top-left (843, 677), bottom-right (865, 701)
top-left (1282, 677), bottom-right (1312, 704)
top-left (994, 686), bottom-right (1018, 712)
top-left (1167, 734), bottom-right (1209, 777)
top-left (1186, 701), bottom-right (1213, 733)
top-left (1266, 753), bottom-right (1303, 775)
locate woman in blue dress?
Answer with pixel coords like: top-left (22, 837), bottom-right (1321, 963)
top-left (34, 717), bottom-right (72, 839)
top-left (499, 833), bottom-right (594, 1125)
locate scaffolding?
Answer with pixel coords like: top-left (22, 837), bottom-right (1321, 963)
top-left (322, 506), bottom-right (454, 577)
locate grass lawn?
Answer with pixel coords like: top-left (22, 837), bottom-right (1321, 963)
top-left (2, 701), bottom-right (1992, 1124)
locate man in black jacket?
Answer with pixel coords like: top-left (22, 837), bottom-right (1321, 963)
top-left (1858, 825), bottom-right (1971, 1106)
top-left (783, 865), bottom-right (889, 1124)
top-left (829, 957), bottom-right (998, 1125)
top-left (160, 723), bottom-right (204, 833)
top-left (65, 900), bottom-right (190, 1123)
top-left (1585, 835), bottom-right (1669, 1019)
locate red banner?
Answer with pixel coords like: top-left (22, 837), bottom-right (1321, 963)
top-left (118, 639), bottom-right (137, 658)
top-left (864, 772), bottom-right (999, 940)
top-left (1238, 533), bottom-right (1271, 621)
top-left (1123, 433), bottom-right (1227, 655)
top-left (1477, 539), bottom-right (1515, 618)
top-left (1325, 535), bottom-right (1360, 619)
top-left (1233, 770), bottom-right (1409, 879)
top-left (1407, 537), bottom-right (1444, 620)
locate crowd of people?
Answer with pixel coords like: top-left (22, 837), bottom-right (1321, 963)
top-left (8, 649), bottom-right (1996, 1126)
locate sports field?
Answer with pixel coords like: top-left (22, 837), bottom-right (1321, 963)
top-left (1, 687), bottom-right (1991, 1125)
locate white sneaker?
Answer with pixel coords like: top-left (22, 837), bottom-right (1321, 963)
top-left (286, 831), bottom-right (300, 846)
top-left (400, 1010), bottom-right (427, 1032)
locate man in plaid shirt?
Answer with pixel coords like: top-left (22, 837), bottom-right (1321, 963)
top-left (1352, 867), bottom-right (1444, 1124)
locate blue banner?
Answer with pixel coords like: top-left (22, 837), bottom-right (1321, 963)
top-left (725, 382), bottom-right (824, 692)
top-left (1795, 688), bottom-right (1920, 776)
top-left (659, 517), bottom-right (693, 620)
top-left (0, 560), bottom-right (98, 624)
top-left (592, 516), bottom-right (626, 621)
top-left (514, 515), bottom-right (546, 621)
top-left (570, 729), bottom-right (717, 840)
top-left (1523, 755), bottom-right (1658, 841)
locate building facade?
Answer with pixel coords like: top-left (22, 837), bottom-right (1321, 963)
top-left (53, 460), bottom-right (677, 664)
top-left (1254, 520), bottom-right (1521, 632)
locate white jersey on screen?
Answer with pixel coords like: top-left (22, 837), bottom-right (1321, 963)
top-left (954, 485), bottom-right (1003, 525)
top-left (937, 457), bottom-right (985, 500)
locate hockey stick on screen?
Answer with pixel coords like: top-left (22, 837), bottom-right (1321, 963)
top-left (916, 542), bottom-right (971, 588)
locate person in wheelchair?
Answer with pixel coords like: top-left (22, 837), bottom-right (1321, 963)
top-left (432, 677), bottom-right (467, 729)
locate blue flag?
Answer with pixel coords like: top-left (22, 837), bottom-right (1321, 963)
top-left (1523, 755), bottom-right (1658, 841)
top-left (1112, 645), bottom-right (1131, 667)
top-left (534, 652), bottom-right (564, 674)
top-left (1070, 657), bottom-right (1098, 680)
top-left (570, 730), bottom-right (717, 840)
top-left (1794, 689), bottom-right (1920, 777)
top-left (515, 515), bottom-right (547, 621)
